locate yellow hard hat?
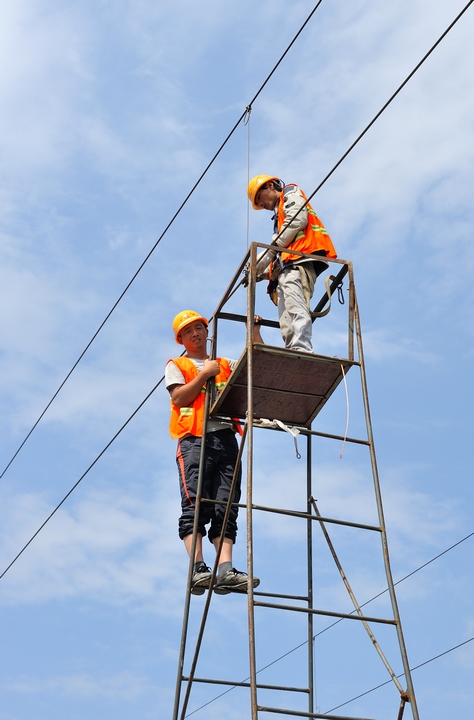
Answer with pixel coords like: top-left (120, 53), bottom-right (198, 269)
top-left (172, 310), bottom-right (208, 343)
top-left (247, 175), bottom-right (280, 210)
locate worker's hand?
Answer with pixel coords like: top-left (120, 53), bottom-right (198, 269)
top-left (243, 264), bottom-right (266, 287)
top-left (245, 314), bottom-right (262, 324)
top-left (201, 358), bottom-right (220, 379)
top-left (243, 261), bottom-right (269, 287)
top-left (251, 315), bottom-right (264, 344)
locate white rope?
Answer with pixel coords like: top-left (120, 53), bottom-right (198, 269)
top-left (255, 418), bottom-right (301, 459)
top-left (339, 363), bottom-right (350, 459)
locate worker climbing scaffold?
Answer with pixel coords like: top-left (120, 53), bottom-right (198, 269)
top-left (165, 309), bottom-right (263, 596)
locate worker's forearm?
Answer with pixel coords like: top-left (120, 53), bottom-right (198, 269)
top-left (171, 372), bottom-right (210, 408)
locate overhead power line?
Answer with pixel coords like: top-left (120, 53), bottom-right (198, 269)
top-left (0, 377), bottom-right (164, 580)
top-left (326, 636), bottom-right (474, 715)
top-left (1, 0), bottom-right (472, 575)
top-left (3, 0), bottom-right (471, 481)
top-left (0, 0), bottom-right (325, 482)
top-left (183, 531), bottom-right (474, 716)
top-left (255, 0), bottom-right (474, 271)
top-left (304, 0), bottom-right (474, 207)
top-left (186, 634), bottom-right (474, 717)
top-left (1, 405), bottom-right (473, 713)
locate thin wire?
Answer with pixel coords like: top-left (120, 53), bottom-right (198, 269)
top-left (0, 377), bottom-right (165, 580)
top-left (187, 0), bottom-right (474, 698)
top-left (326, 636), bottom-right (474, 714)
top-left (2, 0), bottom-right (472, 693)
top-left (305, 0), bottom-right (474, 207)
top-left (3, 0), bottom-right (472, 480)
top-left (1, 390), bottom-right (472, 707)
top-left (1, 5), bottom-right (471, 714)
top-left (339, 363), bottom-right (349, 458)
top-left (182, 530), bottom-right (474, 716)
top-left (245, 105), bottom-right (252, 250)
top-left (0, 0), bottom-right (326, 482)
top-left (255, 0), bottom-right (474, 272)
top-left (0, 307), bottom-right (248, 578)
top-left (246, 0), bottom-right (325, 108)
top-left (0, 112), bottom-right (246, 480)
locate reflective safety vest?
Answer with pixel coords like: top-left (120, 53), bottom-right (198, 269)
top-left (167, 356), bottom-right (235, 439)
top-left (277, 185), bottom-right (337, 264)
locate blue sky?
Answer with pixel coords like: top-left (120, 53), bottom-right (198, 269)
top-left (1, 0), bottom-right (473, 718)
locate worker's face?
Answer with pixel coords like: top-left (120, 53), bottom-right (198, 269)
top-left (255, 183), bottom-right (280, 211)
top-left (179, 320), bottom-right (208, 350)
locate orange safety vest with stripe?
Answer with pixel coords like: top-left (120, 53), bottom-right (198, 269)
top-left (277, 185), bottom-right (337, 264)
top-left (167, 356), bottom-right (238, 440)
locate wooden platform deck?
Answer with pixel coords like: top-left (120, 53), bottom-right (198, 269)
top-left (210, 344), bottom-right (357, 428)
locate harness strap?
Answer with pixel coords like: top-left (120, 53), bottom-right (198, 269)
top-left (311, 274), bottom-right (333, 319)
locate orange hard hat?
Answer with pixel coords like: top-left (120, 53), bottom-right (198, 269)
top-left (247, 175), bottom-right (280, 210)
top-left (172, 310), bottom-right (208, 343)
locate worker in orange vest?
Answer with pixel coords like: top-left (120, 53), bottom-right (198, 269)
top-left (165, 310), bottom-right (262, 596)
top-left (247, 175), bottom-right (337, 353)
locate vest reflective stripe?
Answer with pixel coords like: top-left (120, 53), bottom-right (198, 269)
top-left (277, 185), bottom-right (337, 263)
top-left (168, 356), bottom-right (234, 439)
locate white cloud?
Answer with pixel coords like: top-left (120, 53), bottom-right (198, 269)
top-left (250, 451), bottom-right (462, 612)
top-left (0, 485), bottom-right (183, 610)
top-left (0, 1), bottom-right (92, 176)
top-left (1, 2), bottom-right (473, 718)
top-left (3, 670), bottom-right (151, 700)
top-left (361, 328), bottom-right (438, 363)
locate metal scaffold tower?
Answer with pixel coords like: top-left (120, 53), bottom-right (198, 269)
top-left (172, 242), bottom-right (419, 720)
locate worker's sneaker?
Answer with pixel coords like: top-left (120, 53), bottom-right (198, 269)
top-left (191, 564), bottom-right (213, 596)
top-left (214, 568), bottom-right (260, 595)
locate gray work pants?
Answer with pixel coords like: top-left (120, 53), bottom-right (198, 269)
top-left (276, 263), bottom-right (316, 352)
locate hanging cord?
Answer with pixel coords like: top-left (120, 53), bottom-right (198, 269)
top-left (339, 363), bottom-right (350, 458)
top-left (248, 0), bottom-right (474, 277)
top-left (254, 418), bottom-right (301, 459)
top-left (6, 0), bottom-right (467, 478)
top-left (245, 105), bottom-right (252, 250)
top-left (0, 2), bottom-right (327, 482)
top-left (3, 0), bottom-right (472, 572)
top-left (184, 531), bottom-right (474, 717)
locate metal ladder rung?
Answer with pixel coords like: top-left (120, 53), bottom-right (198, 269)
top-left (184, 676), bottom-right (309, 694)
top-left (254, 600), bottom-right (398, 625)
top-left (257, 706), bottom-right (377, 720)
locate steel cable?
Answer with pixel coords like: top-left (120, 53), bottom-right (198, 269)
top-left (0, 1), bottom-right (326, 481)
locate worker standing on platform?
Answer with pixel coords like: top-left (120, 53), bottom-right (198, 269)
top-left (165, 310), bottom-right (262, 596)
top-left (247, 175), bottom-right (337, 353)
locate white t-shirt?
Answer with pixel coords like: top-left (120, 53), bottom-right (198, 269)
top-left (165, 357), bottom-right (237, 433)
